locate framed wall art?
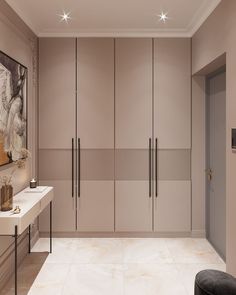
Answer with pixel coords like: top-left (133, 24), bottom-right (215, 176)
top-left (0, 51), bottom-right (27, 166)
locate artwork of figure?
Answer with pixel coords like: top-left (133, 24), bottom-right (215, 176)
top-left (0, 51), bottom-right (27, 166)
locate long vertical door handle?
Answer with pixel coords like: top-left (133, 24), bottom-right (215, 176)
top-left (78, 138), bottom-right (80, 198)
top-left (72, 138), bottom-right (74, 198)
top-left (149, 138), bottom-right (152, 198)
top-left (155, 138), bottom-right (158, 197)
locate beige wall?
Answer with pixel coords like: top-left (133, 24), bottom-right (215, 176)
top-left (192, 0), bottom-right (236, 275)
top-left (0, 0), bottom-right (38, 287)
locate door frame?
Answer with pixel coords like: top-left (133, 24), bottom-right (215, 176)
top-left (205, 66), bottom-right (226, 260)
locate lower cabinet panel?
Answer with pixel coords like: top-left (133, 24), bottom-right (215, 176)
top-left (39, 180), bottom-right (191, 234)
top-left (115, 181), bottom-right (152, 232)
top-left (39, 180), bottom-right (76, 232)
top-left (78, 181), bottom-right (114, 232)
top-left (154, 181), bottom-right (191, 232)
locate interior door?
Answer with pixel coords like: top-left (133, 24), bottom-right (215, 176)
top-left (115, 38), bottom-right (153, 232)
top-left (38, 38), bottom-right (76, 232)
top-left (77, 38), bottom-right (115, 232)
top-left (206, 70), bottom-right (226, 259)
top-left (153, 38), bottom-right (191, 232)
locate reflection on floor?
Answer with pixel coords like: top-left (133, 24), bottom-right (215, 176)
top-left (1, 238), bottom-right (225, 295)
top-left (0, 252), bottom-right (48, 295)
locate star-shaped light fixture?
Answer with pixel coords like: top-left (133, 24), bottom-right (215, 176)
top-left (158, 11), bottom-right (168, 23)
top-left (59, 11), bottom-right (71, 23)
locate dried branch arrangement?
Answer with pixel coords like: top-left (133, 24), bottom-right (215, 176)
top-left (0, 148), bottom-right (31, 186)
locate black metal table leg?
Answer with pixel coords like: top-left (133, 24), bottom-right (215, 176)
top-left (14, 225), bottom-right (18, 295)
top-left (28, 224), bottom-right (31, 254)
top-left (50, 201), bottom-right (52, 253)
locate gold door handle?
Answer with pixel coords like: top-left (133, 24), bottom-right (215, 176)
top-left (205, 169), bottom-right (213, 181)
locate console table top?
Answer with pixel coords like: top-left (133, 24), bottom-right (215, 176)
top-left (0, 186), bottom-right (53, 235)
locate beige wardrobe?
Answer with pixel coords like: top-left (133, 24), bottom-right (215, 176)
top-left (39, 37), bottom-right (191, 235)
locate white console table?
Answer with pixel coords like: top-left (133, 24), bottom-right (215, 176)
top-left (0, 186), bottom-right (54, 295)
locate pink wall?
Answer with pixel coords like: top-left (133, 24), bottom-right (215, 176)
top-left (192, 0), bottom-right (236, 275)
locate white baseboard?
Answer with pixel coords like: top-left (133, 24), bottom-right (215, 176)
top-left (40, 231), bottom-right (194, 238)
top-left (191, 230), bottom-right (206, 238)
top-left (40, 230), bottom-right (207, 239)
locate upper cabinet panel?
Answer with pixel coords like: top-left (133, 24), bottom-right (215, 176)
top-left (115, 38), bottom-right (152, 149)
top-left (77, 38), bottom-right (114, 149)
top-left (39, 38), bottom-right (76, 149)
top-left (154, 38), bottom-right (191, 149)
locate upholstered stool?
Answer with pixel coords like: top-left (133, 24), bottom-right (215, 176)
top-left (195, 270), bottom-right (236, 295)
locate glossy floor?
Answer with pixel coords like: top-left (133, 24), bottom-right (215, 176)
top-left (1, 238), bottom-right (225, 295)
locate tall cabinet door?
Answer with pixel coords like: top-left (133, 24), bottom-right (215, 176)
top-left (154, 38), bottom-right (191, 232)
top-left (77, 38), bottom-right (115, 232)
top-left (39, 38), bottom-right (76, 232)
top-left (115, 38), bottom-right (153, 232)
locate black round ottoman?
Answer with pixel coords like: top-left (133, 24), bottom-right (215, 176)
top-left (195, 270), bottom-right (236, 295)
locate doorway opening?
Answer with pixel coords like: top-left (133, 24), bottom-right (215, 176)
top-left (206, 68), bottom-right (226, 260)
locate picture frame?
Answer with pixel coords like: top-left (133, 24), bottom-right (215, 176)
top-left (0, 50), bottom-right (28, 167)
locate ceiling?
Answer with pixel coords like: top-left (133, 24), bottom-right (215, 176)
top-left (6, 0), bottom-right (221, 37)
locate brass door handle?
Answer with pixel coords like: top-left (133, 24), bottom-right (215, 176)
top-left (205, 169), bottom-right (213, 181)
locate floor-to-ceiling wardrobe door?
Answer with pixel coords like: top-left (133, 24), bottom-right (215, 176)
top-left (77, 38), bottom-right (115, 232)
top-left (39, 38), bottom-right (76, 232)
top-left (154, 38), bottom-right (191, 232)
top-left (115, 38), bottom-right (153, 232)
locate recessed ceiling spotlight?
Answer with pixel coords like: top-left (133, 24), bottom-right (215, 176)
top-left (59, 11), bottom-right (71, 23)
top-left (158, 11), bottom-right (168, 23)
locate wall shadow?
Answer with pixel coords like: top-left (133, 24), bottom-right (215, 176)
top-left (0, 252), bottom-right (49, 295)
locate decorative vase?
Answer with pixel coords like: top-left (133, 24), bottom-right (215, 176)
top-left (1, 185), bottom-right (13, 211)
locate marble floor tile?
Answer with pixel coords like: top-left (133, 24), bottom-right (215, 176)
top-left (0, 238), bottom-right (226, 295)
top-left (62, 264), bottom-right (124, 295)
top-left (30, 238), bottom-right (50, 252)
top-left (71, 238), bottom-right (124, 264)
top-left (165, 238), bottom-right (224, 264)
top-left (32, 238), bottom-right (75, 264)
top-left (124, 263), bottom-right (188, 295)
top-left (27, 263), bottom-right (70, 295)
top-left (122, 238), bottom-right (173, 264)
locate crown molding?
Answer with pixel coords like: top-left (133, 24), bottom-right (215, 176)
top-left (5, 0), bottom-right (221, 38)
top-left (5, 0), bottom-right (39, 35)
top-left (188, 0), bottom-right (221, 36)
top-left (38, 29), bottom-right (192, 38)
